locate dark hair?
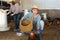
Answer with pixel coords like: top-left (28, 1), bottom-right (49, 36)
top-left (9, 1), bottom-right (15, 5)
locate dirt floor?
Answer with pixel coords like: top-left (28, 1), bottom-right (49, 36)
top-left (0, 21), bottom-right (60, 40)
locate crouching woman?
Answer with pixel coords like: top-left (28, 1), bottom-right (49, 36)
top-left (21, 5), bottom-right (44, 39)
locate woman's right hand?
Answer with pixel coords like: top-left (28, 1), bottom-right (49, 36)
top-left (21, 18), bottom-right (23, 20)
top-left (7, 12), bottom-right (10, 15)
top-left (10, 14), bottom-right (15, 16)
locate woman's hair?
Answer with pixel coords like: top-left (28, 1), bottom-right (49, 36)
top-left (15, 0), bottom-right (21, 5)
top-left (9, 1), bottom-right (15, 5)
top-left (31, 8), bottom-right (39, 14)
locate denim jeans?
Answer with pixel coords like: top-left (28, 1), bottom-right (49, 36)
top-left (14, 13), bottom-right (22, 30)
top-left (37, 30), bottom-right (43, 38)
top-left (32, 26), bottom-right (43, 39)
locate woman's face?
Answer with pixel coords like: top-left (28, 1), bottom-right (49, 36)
top-left (32, 9), bottom-right (38, 15)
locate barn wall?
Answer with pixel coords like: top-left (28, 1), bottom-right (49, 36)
top-left (0, 0), bottom-right (60, 18)
top-left (21, 0), bottom-right (60, 9)
top-left (39, 10), bottom-right (60, 18)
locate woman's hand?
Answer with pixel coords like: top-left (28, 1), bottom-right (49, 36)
top-left (37, 26), bottom-right (40, 30)
top-left (11, 14), bottom-right (14, 16)
top-left (7, 12), bottom-right (10, 15)
top-left (21, 17), bottom-right (24, 20)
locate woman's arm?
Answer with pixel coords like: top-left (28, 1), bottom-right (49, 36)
top-left (37, 15), bottom-right (41, 30)
top-left (21, 12), bottom-right (31, 20)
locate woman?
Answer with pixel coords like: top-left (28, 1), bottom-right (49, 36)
top-left (12, 0), bottom-right (22, 31)
top-left (22, 5), bottom-right (43, 39)
top-left (8, 1), bottom-right (22, 31)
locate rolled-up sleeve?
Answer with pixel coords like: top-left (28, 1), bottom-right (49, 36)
top-left (40, 20), bottom-right (44, 30)
top-left (22, 14), bottom-right (28, 19)
top-left (22, 13), bottom-right (32, 19)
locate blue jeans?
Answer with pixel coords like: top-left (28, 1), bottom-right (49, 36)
top-left (14, 13), bottom-right (21, 30)
top-left (32, 26), bottom-right (43, 38)
top-left (37, 30), bottom-right (43, 38)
